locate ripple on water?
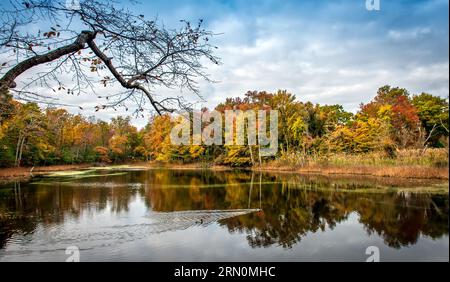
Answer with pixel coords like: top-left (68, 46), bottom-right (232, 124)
top-left (0, 209), bottom-right (258, 258)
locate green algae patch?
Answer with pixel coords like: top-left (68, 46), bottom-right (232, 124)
top-left (44, 169), bottom-right (97, 177)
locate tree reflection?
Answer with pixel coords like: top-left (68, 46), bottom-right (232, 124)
top-left (0, 169), bottom-right (448, 250)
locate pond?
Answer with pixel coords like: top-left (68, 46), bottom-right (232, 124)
top-left (0, 168), bottom-right (448, 261)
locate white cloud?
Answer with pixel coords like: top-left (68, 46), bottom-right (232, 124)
top-left (387, 27), bottom-right (432, 41)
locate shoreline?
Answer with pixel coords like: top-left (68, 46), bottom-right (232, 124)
top-left (253, 164), bottom-right (449, 180)
top-left (0, 164), bottom-right (91, 183)
top-left (0, 162), bottom-right (448, 183)
top-left (138, 162), bottom-right (449, 180)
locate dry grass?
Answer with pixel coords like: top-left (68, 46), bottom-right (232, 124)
top-left (260, 149), bottom-right (449, 180)
top-left (321, 149), bottom-right (449, 167)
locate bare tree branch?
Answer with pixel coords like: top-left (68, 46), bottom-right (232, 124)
top-left (0, 30), bottom-right (94, 89)
top-left (0, 0), bottom-right (220, 114)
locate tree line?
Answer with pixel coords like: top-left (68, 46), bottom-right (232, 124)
top-left (0, 85), bottom-right (448, 167)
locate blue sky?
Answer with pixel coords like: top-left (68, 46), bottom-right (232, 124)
top-left (3, 0), bottom-right (449, 127)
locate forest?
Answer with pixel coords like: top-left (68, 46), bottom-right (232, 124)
top-left (0, 85), bottom-right (448, 169)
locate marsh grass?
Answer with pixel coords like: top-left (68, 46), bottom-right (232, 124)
top-left (263, 149), bottom-right (449, 179)
top-left (319, 149), bottom-right (448, 167)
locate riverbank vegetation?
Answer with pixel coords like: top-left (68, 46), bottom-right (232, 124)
top-left (1, 85), bottom-right (448, 179)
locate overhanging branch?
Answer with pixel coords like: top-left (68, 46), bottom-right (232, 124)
top-left (87, 37), bottom-right (171, 115)
top-left (0, 31), bottom-right (95, 91)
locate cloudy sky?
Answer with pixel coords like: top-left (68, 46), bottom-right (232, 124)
top-left (3, 0), bottom-right (449, 128)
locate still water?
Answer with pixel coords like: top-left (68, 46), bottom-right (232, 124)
top-left (0, 168), bottom-right (448, 261)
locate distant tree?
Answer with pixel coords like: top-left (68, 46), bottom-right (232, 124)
top-left (412, 93), bottom-right (449, 147)
top-left (359, 85), bottom-right (420, 148)
top-left (94, 145), bottom-right (110, 163)
top-left (7, 102), bottom-right (47, 166)
top-left (0, 0), bottom-right (219, 114)
top-left (143, 114), bottom-right (174, 161)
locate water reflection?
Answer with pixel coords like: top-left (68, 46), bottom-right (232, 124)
top-left (0, 169), bottom-right (448, 260)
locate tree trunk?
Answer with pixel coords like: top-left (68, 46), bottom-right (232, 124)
top-left (248, 144), bottom-right (254, 166)
top-left (59, 127), bottom-right (64, 149)
top-left (283, 119), bottom-right (289, 153)
top-left (15, 133), bottom-right (22, 167)
top-left (258, 145), bottom-right (262, 166)
top-left (17, 136), bottom-right (26, 167)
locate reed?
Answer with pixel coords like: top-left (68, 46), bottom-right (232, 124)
top-left (261, 149), bottom-right (449, 179)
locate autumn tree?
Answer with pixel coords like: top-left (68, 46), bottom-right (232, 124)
top-left (45, 107), bottom-right (70, 161)
top-left (142, 114), bottom-right (174, 161)
top-left (6, 102), bottom-right (48, 166)
top-left (358, 85), bottom-right (420, 149)
top-left (109, 116), bottom-right (138, 161)
top-left (412, 93), bottom-right (449, 147)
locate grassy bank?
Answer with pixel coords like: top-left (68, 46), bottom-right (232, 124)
top-left (258, 149), bottom-right (449, 179)
top-left (139, 149), bottom-right (449, 180)
top-left (0, 164), bottom-right (91, 183)
top-left (255, 164), bottom-right (448, 179)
